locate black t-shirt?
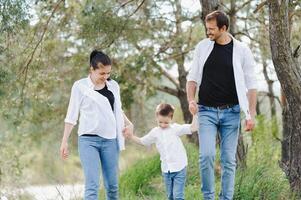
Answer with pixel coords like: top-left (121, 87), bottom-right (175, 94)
top-left (198, 40), bottom-right (239, 107)
top-left (95, 84), bottom-right (115, 111)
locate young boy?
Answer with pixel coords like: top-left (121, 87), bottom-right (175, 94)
top-left (123, 103), bottom-right (197, 200)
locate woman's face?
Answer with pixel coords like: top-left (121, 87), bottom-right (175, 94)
top-left (90, 65), bottom-right (112, 84)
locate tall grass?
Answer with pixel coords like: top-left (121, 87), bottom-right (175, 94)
top-left (118, 116), bottom-right (295, 199)
top-left (119, 154), bottom-right (161, 199)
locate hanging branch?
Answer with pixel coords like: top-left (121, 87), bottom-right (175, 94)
top-left (18, 0), bottom-right (64, 111)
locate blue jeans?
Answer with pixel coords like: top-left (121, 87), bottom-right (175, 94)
top-left (162, 167), bottom-right (187, 200)
top-left (198, 104), bottom-right (240, 200)
top-left (78, 135), bottom-right (119, 200)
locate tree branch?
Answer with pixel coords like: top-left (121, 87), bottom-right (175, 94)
top-left (258, 91), bottom-right (281, 105)
top-left (18, 0), bottom-right (64, 110)
top-left (235, 0), bottom-right (252, 13)
top-left (293, 43), bottom-right (301, 58)
top-left (253, 1), bottom-right (267, 13)
top-left (156, 86), bottom-right (178, 97)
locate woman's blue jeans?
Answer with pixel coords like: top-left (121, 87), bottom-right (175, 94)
top-left (78, 135), bottom-right (119, 200)
top-left (162, 167), bottom-right (187, 200)
top-left (198, 104), bottom-right (241, 200)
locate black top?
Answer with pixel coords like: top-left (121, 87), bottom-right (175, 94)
top-left (198, 40), bottom-right (238, 107)
top-left (95, 84), bottom-right (115, 111)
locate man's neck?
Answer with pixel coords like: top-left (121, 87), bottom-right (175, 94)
top-left (215, 33), bottom-right (232, 45)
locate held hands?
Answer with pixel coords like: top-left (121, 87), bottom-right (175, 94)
top-left (189, 100), bottom-right (198, 115)
top-left (190, 115), bottom-right (198, 132)
top-left (122, 124), bottom-right (134, 139)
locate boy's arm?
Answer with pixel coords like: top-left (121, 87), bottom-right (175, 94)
top-left (190, 115), bottom-right (198, 132)
top-left (124, 128), bottom-right (156, 147)
top-left (175, 115), bottom-right (198, 136)
top-left (129, 135), bottom-right (143, 145)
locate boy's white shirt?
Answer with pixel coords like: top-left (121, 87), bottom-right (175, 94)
top-left (187, 35), bottom-right (257, 120)
top-left (140, 123), bottom-right (192, 173)
top-left (64, 76), bottom-right (125, 150)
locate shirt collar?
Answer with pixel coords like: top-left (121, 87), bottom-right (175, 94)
top-left (87, 75), bottom-right (112, 89)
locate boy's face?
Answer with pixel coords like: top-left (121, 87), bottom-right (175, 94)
top-left (156, 114), bottom-right (172, 129)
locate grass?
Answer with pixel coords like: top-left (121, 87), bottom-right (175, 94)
top-left (116, 116), bottom-right (296, 199)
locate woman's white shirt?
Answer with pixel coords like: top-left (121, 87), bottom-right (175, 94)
top-left (64, 76), bottom-right (125, 150)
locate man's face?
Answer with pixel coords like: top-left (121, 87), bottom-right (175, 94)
top-left (205, 19), bottom-right (226, 41)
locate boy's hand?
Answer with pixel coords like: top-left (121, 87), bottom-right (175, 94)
top-left (190, 115), bottom-right (198, 132)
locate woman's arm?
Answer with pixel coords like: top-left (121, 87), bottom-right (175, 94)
top-left (60, 123), bottom-right (74, 160)
top-left (122, 112), bottom-right (134, 139)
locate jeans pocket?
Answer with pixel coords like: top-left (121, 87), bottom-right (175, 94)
top-left (231, 105), bottom-right (240, 113)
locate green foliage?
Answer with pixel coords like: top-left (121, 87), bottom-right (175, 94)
top-left (234, 115), bottom-right (293, 200)
top-left (119, 154), bottom-right (161, 197)
top-left (117, 117), bottom-right (295, 199)
top-left (0, 0), bottom-right (30, 33)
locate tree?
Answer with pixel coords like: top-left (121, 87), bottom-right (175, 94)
top-left (268, 0), bottom-right (301, 194)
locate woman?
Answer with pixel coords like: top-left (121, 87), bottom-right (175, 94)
top-left (60, 50), bottom-right (133, 200)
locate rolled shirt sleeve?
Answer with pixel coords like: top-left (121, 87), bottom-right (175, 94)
top-left (64, 82), bottom-right (82, 125)
top-left (242, 45), bottom-right (257, 90)
top-left (187, 44), bottom-right (201, 85)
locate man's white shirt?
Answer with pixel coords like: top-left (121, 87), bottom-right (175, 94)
top-left (187, 36), bottom-right (257, 120)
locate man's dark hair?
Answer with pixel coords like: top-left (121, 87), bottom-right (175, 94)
top-left (205, 10), bottom-right (229, 30)
top-left (156, 103), bottom-right (175, 118)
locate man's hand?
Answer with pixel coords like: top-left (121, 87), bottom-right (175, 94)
top-left (244, 118), bottom-right (255, 132)
top-left (189, 100), bottom-right (198, 115)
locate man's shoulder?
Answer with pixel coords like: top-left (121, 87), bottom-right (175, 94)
top-left (233, 38), bottom-right (250, 50)
top-left (196, 38), bottom-right (213, 48)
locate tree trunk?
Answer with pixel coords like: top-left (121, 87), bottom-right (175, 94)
top-left (268, 0), bottom-right (301, 194)
top-left (262, 59), bottom-right (277, 117)
top-left (200, 0), bottom-right (220, 34)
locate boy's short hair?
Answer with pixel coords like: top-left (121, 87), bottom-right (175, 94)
top-left (156, 103), bottom-right (175, 118)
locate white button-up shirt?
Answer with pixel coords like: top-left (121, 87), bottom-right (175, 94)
top-left (64, 76), bottom-right (125, 150)
top-left (187, 36), bottom-right (257, 120)
top-left (140, 123), bottom-right (192, 173)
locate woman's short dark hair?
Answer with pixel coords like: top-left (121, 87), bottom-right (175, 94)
top-left (205, 10), bottom-right (229, 30)
top-left (90, 50), bottom-right (111, 70)
top-left (156, 103), bottom-right (175, 118)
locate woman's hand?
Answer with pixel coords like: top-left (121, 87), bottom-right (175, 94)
top-left (123, 124), bottom-right (134, 138)
top-left (60, 141), bottom-right (69, 160)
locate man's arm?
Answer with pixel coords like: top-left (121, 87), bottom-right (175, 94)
top-left (186, 81), bottom-right (198, 115)
top-left (245, 89), bottom-right (257, 131)
top-left (247, 89), bottom-right (257, 118)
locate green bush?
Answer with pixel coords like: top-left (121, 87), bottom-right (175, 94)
top-left (119, 154), bottom-right (161, 198)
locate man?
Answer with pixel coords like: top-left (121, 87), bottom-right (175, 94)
top-left (186, 11), bottom-right (257, 200)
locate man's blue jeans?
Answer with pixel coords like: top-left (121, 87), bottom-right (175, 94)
top-left (78, 135), bottom-right (119, 200)
top-left (198, 104), bottom-right (241, 200)
top-left (163, 167), bottom-right (187, 200)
